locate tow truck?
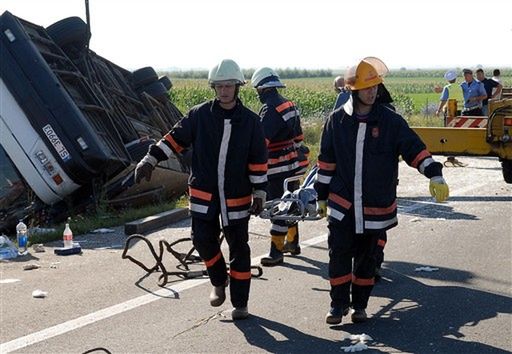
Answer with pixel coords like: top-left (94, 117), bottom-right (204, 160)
top-left (412, 96), bottom-right (512, 183)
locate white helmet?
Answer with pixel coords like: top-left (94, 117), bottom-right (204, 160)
top-left (251, 67), bottom-right (286, 88)
top-left (208, 59), bottom-right (246, 86)
top-left (444, 70), bottom-right (457, 81)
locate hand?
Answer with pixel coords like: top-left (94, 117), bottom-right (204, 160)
top-left (134, 162), bottom-right (154, 183)
top-left (429, 176), bottom-right (449, 202)
top-left (316, 200), bottom-right (327, 218)
top-left (250, 198), bottom-right (264, 215)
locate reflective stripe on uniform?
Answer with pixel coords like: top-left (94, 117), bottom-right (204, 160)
top-left (189, 203), bottom-right (208, 214)
top-left (352, 276), bottom-right (375, 286)
top-left (327, 207), bottom-right (345, 221)
top-left (318, 160), bottom-right (336, 171)
top-left (364, 201), bottom-right (397, 215)
top-left (227, 195), bottom-right (252, 207)
top-left (164, 133), bottom-right (184, 153)
top-left (354, 123), bottom-right (367, 234)
top-left (230, 270), bottom-right (251, 280)
top-left (189, 187), bottom-right (213, 201)
top-left (204, 251), bottom-right (222, 267)
top-left (282, 110), bottom-right (298, 121)
top-left (249, 174), bottom-right (268, 184)
top-left (316, 174), bottom-right (332, 184)
top-left (228, 210), bottom-right (250, 220)
top-left (330, 273), bottom-right (352, 286)
top-left (218, 119), bottom-right (232, 226)
top-left (411, 149), bottom-right (431, 168)
top-left (328, 193), bottom-right (352, 209)
top-left (248, 163), bottom-right (268, 172)
top-left (365, 217), bottom-right (398, 230)
top-left (268, 161), bottom-right (300, 175)
top-left (275, 101), bottom-right (294, 112)
top-left (156, 140), bottom-right (173, 158)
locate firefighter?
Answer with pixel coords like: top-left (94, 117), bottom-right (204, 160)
top-left (134, 59), bottom-right (268, 320)
top-left (250, 67), bottom-right (309, 266)
top-left (314, 58), bottom-right (449, 325)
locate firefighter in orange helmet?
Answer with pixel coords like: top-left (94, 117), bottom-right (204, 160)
top-left (315, 58), bottom-right (449, 325)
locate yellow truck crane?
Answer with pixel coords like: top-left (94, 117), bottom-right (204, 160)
top-left (412, 97), bottom-right (512, 183)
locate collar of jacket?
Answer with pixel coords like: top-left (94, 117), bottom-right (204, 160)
top-left (210, 98), bottom-right (243, 122)
top-left (342, 95), bottom-right (380, 124)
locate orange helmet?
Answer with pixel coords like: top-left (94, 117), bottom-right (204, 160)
top-left (344, 59), bottom-right (383, 91)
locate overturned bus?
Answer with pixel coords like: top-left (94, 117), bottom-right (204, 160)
top-left (0, 11), bottom-right (188, 232)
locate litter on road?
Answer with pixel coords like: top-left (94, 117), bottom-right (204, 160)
top-left (32, 244), bottom-right (45, 253)
top-left (341, 342), bottom-right (369, 352)
top-left (23, 264), bottom-right (41, 271)
top-left (32, 290), bottom-right (48, 298)
top-left (91, 228), bottom-right (116, 234)
top-left (415, 266), bottom-right (440, 272)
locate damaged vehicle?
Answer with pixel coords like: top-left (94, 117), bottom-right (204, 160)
top-left (0, 11), bottom-right (189, 232)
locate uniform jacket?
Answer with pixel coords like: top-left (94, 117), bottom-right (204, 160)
top-left (314, 100), bottom-right (442, 234)
top-left (258, 89), bottom-right (309, 180)
top-left (149, 99), bottom-right (268, 226)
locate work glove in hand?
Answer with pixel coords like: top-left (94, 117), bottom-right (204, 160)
top-left (250, 190), bottom-right (266, 215)
top-left (316, 200), bottom-right (327, 218)
top-left (429, 176), bottom-right (449, 202)
top-left (134, 161), bottom-right (154, 183)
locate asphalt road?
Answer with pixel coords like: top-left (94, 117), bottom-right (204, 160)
top-left (1, 156), bottom-right (511, 353)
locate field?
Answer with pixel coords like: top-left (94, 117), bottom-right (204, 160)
top-left (169, 75), bottom-right (511, 123)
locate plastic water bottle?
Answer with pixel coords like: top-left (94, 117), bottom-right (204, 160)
top-left (63, 222), bottom-right (73, 248)
top-left (0, 235), bottom-right (18, 260)
top-left (16, 220), bottom-right (28, 255)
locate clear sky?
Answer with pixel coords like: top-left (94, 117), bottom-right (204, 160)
top-left (1, 0), bottom-right (511, 71)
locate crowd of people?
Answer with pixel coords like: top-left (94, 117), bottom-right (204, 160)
top-left (436, 68), bottom-right (503, 117)
top-left (134, 57), bottom-right (451, 324)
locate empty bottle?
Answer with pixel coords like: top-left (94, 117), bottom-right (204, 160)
top-left (16, 220), bottom-right (28, 255)
top-left (63, 222), bottom-right (73, 248)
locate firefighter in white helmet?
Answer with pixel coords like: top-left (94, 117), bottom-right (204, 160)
top-left (315, 57), bottom-right (449, 325)
top-left (135, 59), bottom-right (268, 320)
top-left (251, 67), bottom-right (309, 266)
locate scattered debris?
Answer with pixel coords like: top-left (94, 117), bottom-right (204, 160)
top-left (410, 217), bottom-right (421, 222)
top-left (32, 289), bottom-right (48, 298)
top-left (343, 334), bottom-right (373, 342)
top-left (23, 263), bottom-right (41, 271)
top-left (32, 244), bottom-right (45, 253)
top-left (50, 262), bottom-right (60, 269)
top-left (91, 228), bottom-right (116, 234)
top-left (341, 333), bottom-right (373, 352)
top-left (341, 342), bottom-right (369, 352)
top-left (415, 266), bottom-right (439, 272)
top-left (0, 278), bottom-right (21, 284)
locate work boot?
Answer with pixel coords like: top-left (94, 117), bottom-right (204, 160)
top-left (325, 307), bottom-right (350, 325)
top-left (231, 306), bottom-right (249, 320)
top-left (209, 280), bottom-right (228, 307)
top-left (261, 236), bottom-right (284, 267)
top-left (351, 309), bottom-right (368, 323)
top-left (283, 225), bottom-right (301, 255)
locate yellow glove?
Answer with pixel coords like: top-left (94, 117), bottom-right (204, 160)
top-left (429, 176), bottom-right (449, 202)
top-left (316, 200), bottom-right (327, 218)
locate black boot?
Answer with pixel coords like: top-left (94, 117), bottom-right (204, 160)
top-left (261, 240), bottom-right (284, 267)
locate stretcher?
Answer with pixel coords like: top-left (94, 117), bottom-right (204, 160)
top-left (259, 166), bottom-right (321, 223)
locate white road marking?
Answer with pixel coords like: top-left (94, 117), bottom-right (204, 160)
top-left (1, 235), bottom-right (330, 353)
top-left (1, 181), bottom-right (491, 352)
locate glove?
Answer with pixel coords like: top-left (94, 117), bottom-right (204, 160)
top-left (316, 200), bottom-right (327, 218)
top-left (134, 155), bottom-right (157, 183)
top-left (250, 190), bottom-right (266, 215)
top-left (429, 176), bottom-right (449, 202)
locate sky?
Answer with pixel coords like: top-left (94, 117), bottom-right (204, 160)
top-left (1, 0), bottom-right (511, 72)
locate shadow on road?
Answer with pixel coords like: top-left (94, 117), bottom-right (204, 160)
top-left (232, 260), bottom-right (510, 353)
